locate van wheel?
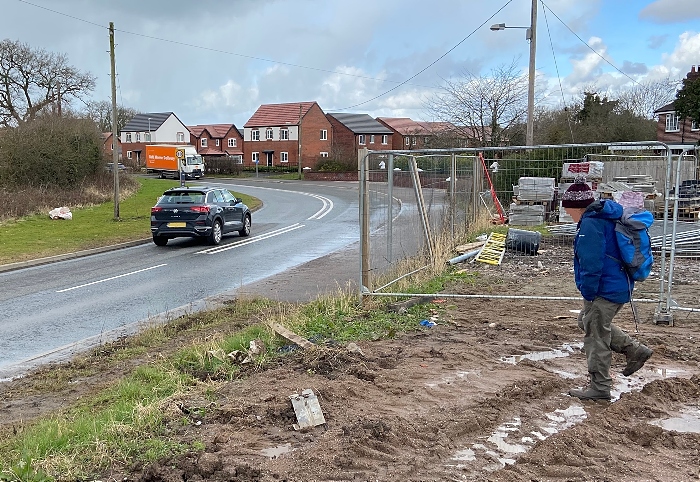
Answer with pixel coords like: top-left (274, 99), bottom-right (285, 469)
top-left (208, 220), bottom-right (222, 245)
top-left (153, 236), bottom-right (168, 246)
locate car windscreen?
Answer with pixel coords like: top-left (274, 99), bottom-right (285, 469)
top-left (186, 155), bottom-right (203, 166)
top-left (157, 192), bottom-right (206, 204)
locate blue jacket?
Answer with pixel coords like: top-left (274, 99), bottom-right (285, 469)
top-left (574, 199), bottom-right (631, 303)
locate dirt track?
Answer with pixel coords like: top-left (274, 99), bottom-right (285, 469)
top-left (2, 241), bottom-right (700, 481)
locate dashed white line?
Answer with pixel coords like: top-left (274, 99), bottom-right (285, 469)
top-left (57, 264), bottom-right (168, 293)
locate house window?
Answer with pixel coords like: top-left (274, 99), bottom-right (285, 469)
top-left (370, 135), bottom-right (375, 144)
top-left (125, 133), bottom-right (132, 143)
top-left (320, 152), bottom-right (329, 157)
top-left (266, 128), bottom-right (274, 140)
top-left (424, 137), bottom-right (430, 144)
top-left (126, 150), bottom-right (132, 159)
top-left (216, 139), bottom-right (220, 146)
top-left (281, 152), bottom-right (289, 163)
top-left (411, 137), bottom-right (417, 146)
top-left (177, 132), bottom-right (184, 142)
top-left (382, 135), bottom-right (388, 145)
top-left (144, 132), bottom-right (151, 142)
top-left (135, 133), bottom-right (141, 142)
top-left (320, 129), bottom-right (327, 140)
top-left (358, 134), bottom-right (365, 145)
top-left (280, 128), bottom-right (289, 140)
top-left (228, 138), bottom-right (237, 147)
top-left (404, 137), bottom-right (410, 146)
top-left (252, 152), bottom-right (259, 163)
top-left (252, 129), bottom-right (260, 141)
top-left (233, 155), bottom-right (243, 164)
top-left (692, 120), bottom-right (699, 131)
top-left (666, 113), bottom-right (680, 132)
top-left (201, 138), bottom-right (207, 147)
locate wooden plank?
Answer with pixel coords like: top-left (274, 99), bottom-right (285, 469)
top-left (269, 322), bottom-right (315, 349)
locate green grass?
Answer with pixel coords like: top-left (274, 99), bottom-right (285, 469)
top-left (0, 288), bottom-right (444, 480)
top-left (0, 178), bottom-right (261, 265)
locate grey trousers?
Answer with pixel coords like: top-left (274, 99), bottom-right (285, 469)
top-left (578, 298), bottom-right (637, 391)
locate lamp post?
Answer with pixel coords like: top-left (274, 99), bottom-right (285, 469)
top-left (148, 117), bottom-right (152, 142)
top-left (490, 0), bottom-right (537, 146)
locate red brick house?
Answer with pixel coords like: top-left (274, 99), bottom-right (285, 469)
top-left (188, 124), bottom-right (244, 161)
top-left (654, 65), bottom-right (700, 149)
top-left (243, 102), bottom-right (332, 168)
top-left (326, 113), bottom-right (394, 160)
top-left (101, 132), bottom-right (122, 160)
top-left (376, 117), bottom-right (467, 150)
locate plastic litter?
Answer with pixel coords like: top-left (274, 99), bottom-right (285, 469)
top-left (420, 320), bottom-right (437, 328)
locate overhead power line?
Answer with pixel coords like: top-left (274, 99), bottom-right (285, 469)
top-left (540, 1), bottom-right (640, 86)
top-left (334, 0), bottom-right (516, 110)
top-left (15, 0), bottom-right (430, 89)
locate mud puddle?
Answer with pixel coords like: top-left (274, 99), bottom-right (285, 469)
top-left (650, 405), bottom-right (700, 433)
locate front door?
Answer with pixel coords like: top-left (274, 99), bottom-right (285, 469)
top-left (266, 152), bottom-right (273, 167)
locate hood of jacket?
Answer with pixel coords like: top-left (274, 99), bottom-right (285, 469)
top-left (581, 199), bottom-right (623, 222)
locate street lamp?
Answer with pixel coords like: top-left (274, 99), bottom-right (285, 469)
top-left (148, 117), bottom-right (151, 142)
top-left (490, 0), bottom-right (537, 146)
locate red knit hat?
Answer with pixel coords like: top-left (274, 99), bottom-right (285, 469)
top-left (561, 176), bottom-right (595, 208)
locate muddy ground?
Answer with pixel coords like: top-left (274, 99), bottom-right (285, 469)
top-left (2, 239), bottom-right (700, 482)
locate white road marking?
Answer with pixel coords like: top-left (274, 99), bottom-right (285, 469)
top-left (198, 223), bottom-right (305, 255)
top-left (56, 264), bottom-right (168, 293)
top-left (222, 183), bottom-right (335, 220)
top-left (306, 193), bottom-right (333, 220)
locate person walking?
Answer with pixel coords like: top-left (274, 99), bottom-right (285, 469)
top-left (562, 177), bottom-right (653, 401)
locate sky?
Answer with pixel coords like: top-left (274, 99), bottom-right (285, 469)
top-left (2, 0), bottom-right (700, 127)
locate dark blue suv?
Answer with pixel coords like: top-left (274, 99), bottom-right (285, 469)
top-left (150, 186), bottom-right (251, 246)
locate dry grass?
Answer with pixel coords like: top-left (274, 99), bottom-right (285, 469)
top-left (0, 172), bottom-right (140, 223)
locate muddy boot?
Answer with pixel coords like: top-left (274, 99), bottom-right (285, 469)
top-left (622, 345), bottom-right (653, 376)
top-left (569, 386), bottom-right (611, 401)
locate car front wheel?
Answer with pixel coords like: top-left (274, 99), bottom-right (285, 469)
top-left (208, 220), bottom-right (222, 245)
top-left (238, 215), bottom-right (251, 237)
top-left (153, 235), bottom-right (168, 246)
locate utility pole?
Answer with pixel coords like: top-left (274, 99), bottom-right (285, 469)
top-left (297, 103), bottom-right (303, 179)
top-left (110, 22), bottom-right (120, 219)
top-left (526, 0), bottom-right (537, 146)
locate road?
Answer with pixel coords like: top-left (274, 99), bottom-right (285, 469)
top-left (0, 179), bottom-right (366, 379)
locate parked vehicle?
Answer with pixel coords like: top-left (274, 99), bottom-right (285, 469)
top-left (105, 162), bottom-right (127, 172)
top-left (145, 144), bottom-right (204, 179)
top-left (150, 186), bottom-right (251, 246)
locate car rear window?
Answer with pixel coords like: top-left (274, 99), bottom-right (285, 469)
top-left (158, 192), bottom-right (206, 204)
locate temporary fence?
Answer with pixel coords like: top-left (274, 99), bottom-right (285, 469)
top-left (358, 141), bottom-right (699, 326)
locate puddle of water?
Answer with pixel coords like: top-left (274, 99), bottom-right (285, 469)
top-left (499, 342), bottom-right (583, 365)
top-left (611, 364), bottom-right (694, 401)
top-left (260, 443), bottom-right (294, 458)
top-left (650, 407), bottom-right (700, 434)
top-left (450, 405), bottom-right (587, 471)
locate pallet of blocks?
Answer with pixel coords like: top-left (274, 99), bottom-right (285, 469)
top-left (510, 177), bottom-right (554, 225)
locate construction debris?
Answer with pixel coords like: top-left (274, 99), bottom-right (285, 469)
top-left (289, 389), bottom-right (326, 430)
top-left (269, 322), bottom-right (314, 349)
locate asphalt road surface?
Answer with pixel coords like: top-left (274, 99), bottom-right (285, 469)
top-left (0, 179), bottom-right (370, 379)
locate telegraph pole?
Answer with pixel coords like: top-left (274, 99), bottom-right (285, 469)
top-left (297, 103), bottom-right (303, 179)
top-left (110, 22), bottom-right (120, 219)
top-left (526, 0), bottom-right (537, 146)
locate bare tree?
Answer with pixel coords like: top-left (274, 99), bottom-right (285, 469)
top-left (0, 39), bottom-right (95, 127)
top-left (616, 77), bottom-right (680, 119)
top-left (82, 100), bottom-right (140, 133)
top-left (425, 60), bottom-right (529, 146)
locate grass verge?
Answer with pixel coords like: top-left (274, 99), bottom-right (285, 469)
top-left (0, 177), bottom-right (260, 265)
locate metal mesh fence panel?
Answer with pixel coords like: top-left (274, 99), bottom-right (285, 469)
top-left (359, 142), bottom-right (700, 326)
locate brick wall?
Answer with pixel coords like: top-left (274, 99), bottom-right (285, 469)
top-left (301, 103), bottom-right (333, 168)
top-left (327, 115), bottom-right (356, 160)
top-left (656, 115), bottom-right (700, 144)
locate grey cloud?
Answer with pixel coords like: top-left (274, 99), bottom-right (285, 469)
top-left (639, 0), bottom-right (700, 23)
top-left (621, 61), bottom-right (648, 75)
top-left (647, 34), bottom-right (669, 49)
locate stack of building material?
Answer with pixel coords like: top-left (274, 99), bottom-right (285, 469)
top-left (559, 161), bottom-right (603, 223)
top-left (611, 174), bottom-right (656, 194)
top-left (514, 177), bottom-right (555, 202)
top-left (508, 203), bottom-right (546, 226)
top-left (561, 161), bottom-right (604, 182)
